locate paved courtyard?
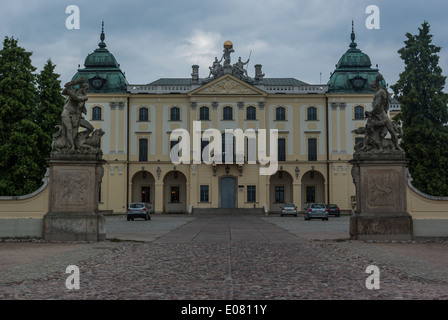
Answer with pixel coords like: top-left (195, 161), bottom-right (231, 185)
top-left (0, 214), bottom-right (447, 302)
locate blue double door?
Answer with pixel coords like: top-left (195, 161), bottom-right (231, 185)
top-left (220, 177), bottom-right (236, 208)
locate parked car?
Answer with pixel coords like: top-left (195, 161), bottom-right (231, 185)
top-left (281, 203), bottom-right (298, 217)
top-left (326, 204), bottom-right (340, 217)
top-left (127, 202), bottom-right (151, 221)
top-left (304, 203), bottom-right (329, 221)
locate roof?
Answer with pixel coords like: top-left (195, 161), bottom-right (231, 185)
top-left (147, 77), bottom-right (309, 87)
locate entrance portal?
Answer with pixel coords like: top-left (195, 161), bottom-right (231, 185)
top-left (220, 177), bottom-right (236, 208)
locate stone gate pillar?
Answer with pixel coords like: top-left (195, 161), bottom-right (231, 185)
top-left (349, 153), bottom-right (413, 240)
top-left (43, 154), bottom-right (106, 241)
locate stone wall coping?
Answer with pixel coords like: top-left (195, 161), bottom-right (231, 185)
top-left (0, 168), bottom-right (50, 201)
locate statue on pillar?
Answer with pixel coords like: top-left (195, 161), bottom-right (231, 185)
top-left (353, 74), bottom-right (404, 155)
top-left (51, 78), bottom-right (105, 156)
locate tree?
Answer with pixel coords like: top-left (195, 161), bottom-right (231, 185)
top-left (391, 22), bottom-right (448, 196)
top-left (0, 37), bottom-right (47, 196)
top-left (36, 59), bottom-right (64, 159)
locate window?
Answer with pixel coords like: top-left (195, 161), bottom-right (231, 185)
top-left (200, 185), bottom-right (209, 203)
top-left (141, 186), bottom-right (150, 203)
top-left (276, 107), bottom-right (285, 120)
top-left (199, 106), bottom-right (209, 120)
top-left (201, 139), bottom-right (209, 162)
top-left (354, 106), bottom-right (365, 120)
top-left (246, 106), bottom-right (256, 120)
top-left (247, 186), bottom-right (256, 203)
top-left (275, 186), bottom-right (285, 203)
top-left (170, 107), bottom-right (180, 121)
top-left (139, 107), bottom-right (149, 121)
top-left (307, 107), bottom-right (317, 120)
top-left (306, 186), bottom-right (316, 203)
top-left (170, 138), bottom-right (180, 162)
top-left (170, 186), bottom-right (180, 203)
top-left (222, 132), bottom-right (235, 161)
top-left (278, 138), bottom-right (286, 161)
top-left (223, 106), bottom-right (233, 120)
top-left (92, 106), bottom-right (102, 121)
top-left (139, 138), bottom-right (148, 162)
top-left (308, 138), bottom-right (317, 161)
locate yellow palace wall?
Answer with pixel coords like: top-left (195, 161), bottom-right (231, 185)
top-left (80, 82), bottom-right (373, 214)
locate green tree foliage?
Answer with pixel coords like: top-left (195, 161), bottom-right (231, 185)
top-left (0, 37), bottom-right (49, 196)
top-left (36, 59), bottom-right (64, 159)
top-left (391, 22), bottom-right (448, 196)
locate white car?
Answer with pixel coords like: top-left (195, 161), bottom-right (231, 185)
top-left (304, 203), bottom-right (329, 221)
top-left (127, 202), bottom-right (151, 221)
top-left (281, 203), bottom-right (298, 217)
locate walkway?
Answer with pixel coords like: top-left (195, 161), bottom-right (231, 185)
top-left (0, 215), bottom-right (447, 301)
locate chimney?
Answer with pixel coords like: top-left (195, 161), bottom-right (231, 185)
top-left (191, 65), bottom-right (199, 84)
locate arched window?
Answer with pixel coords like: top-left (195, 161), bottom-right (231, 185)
top-left (246, 106), bottom-right (256, 120)
top-left (139, 107), bottom-right (149, 121)
top-left (199, 106), bottom-right (209, 120)
top-left (92, 106), bottom-right (102, 121)
top-left (223, 106), bottom-right (233, 120)
top-left (307, 107), bottom-right (317, 120)
top-left (354, 106), bottom-right (365, 120)
top-left (276, 107), bottom-right (286, 120)
top-left (170, 107), bottom-right (180, 121)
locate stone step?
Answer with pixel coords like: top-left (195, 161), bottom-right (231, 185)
top-left (192, 208), bottom-right (265, 216)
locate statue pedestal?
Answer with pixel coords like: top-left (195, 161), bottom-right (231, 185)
top-left (43, 154), bottom-right (106, 241)
top-left (349, 153), bottom-right (413, 240)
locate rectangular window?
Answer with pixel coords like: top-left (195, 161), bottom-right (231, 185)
top-left (170, 186), bottom-right (180, 203)
top-left (139, 138), bottom-right (148, 162)
top-left (201, 140), bottom-right (209, 162)
top-left (200, 185), bottom-right (209, 203)
top-left (278, 138), bottom-right (286, 161)
top-left (141, 186), bottom-right (150, 203)
top-left (247, 185), bottom-right (256, 203)
top-left (308, 138), bottom-right (317, 161)
top-left (306, 186), bottom-right (316, 203)
top-left (275, 186), bottom-right (285, 203)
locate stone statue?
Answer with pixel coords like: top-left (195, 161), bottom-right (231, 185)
top-left (51, 78), bottom-right (103, 156)
top-left (233, 57), bottom-right (250, 78)
top-left (222, 46), bottom-right (234, 67)
top-left (354, 74), bottom-right (404, 155)
top-left (203, 42), bottom-right (255, 84)
top-left (208, 57), bottom-right (223, 79)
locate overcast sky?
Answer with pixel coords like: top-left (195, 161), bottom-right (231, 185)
top-left (1, 0), bottom-right (448, 91)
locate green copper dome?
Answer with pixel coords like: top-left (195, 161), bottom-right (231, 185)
top-left (328, 22), bottom-right (385, 93)
top-left (71, 22), bottom-right (127, 93)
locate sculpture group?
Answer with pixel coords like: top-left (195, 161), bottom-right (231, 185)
top-left (51, 78), bottom-right (104, 155)
top-left (354, 74), bottom-right (404, 155)
top-left (204, 42), bottom-right (255, 84)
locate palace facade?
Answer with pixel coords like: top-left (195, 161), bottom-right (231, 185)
top-left (71, 24), bottom-right (389, 214)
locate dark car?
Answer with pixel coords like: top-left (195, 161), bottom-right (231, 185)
top-left (127, 202), bottom-right (151, 221)
top-left (326, 204), bottom-right (340, 217)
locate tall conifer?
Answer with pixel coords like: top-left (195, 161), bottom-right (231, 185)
top-left (36, 59), bottom-right (64, 159)
top-left (391, 22), bottom-right (448, 196)
top-left (0, 37), bottom-right (47, 196)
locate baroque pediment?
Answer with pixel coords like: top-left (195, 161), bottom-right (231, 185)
top-left (189, 75), bottom-right (266, 96)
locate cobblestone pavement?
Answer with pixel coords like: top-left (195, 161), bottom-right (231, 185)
top-left (0, 215), bottom-right (447, 300)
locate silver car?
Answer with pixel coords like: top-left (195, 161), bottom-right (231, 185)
top-left (281, 203), bottom-right (298, 217)
top-left (127, 202), bottom-right (151, 221)
top-left (304, 203), bottom-right (329, 221)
